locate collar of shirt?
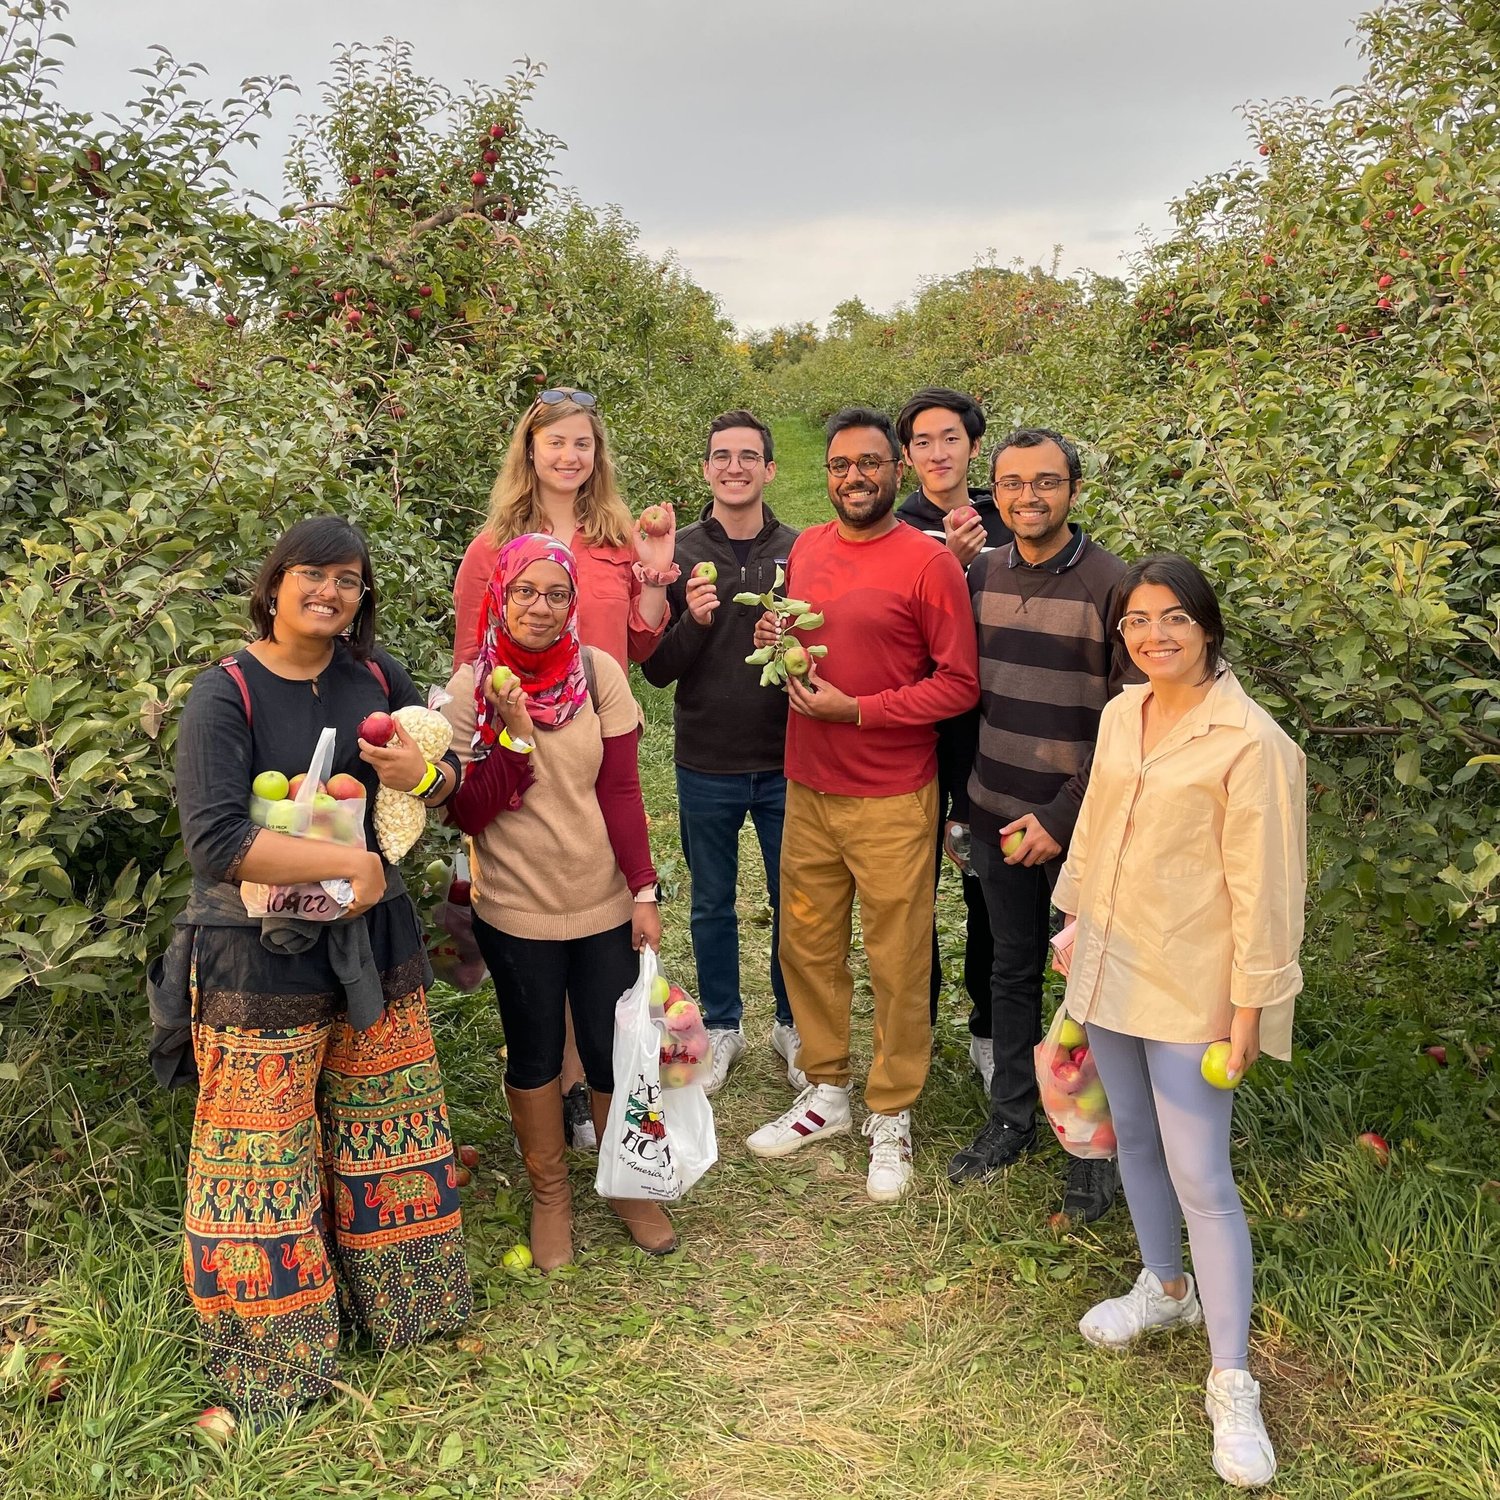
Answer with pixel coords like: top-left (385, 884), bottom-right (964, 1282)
top-left (1120, 667), bottom-right (1250, 759)
top-left (1006, 524), bottom-right (1086, 573)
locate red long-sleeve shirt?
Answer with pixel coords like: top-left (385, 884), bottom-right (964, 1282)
top-left (782, 520), bottom-right (979, 798)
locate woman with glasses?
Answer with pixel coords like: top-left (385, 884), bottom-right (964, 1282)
top-left (1050, 553), bottom-right (1305, 1490)
top-left (450, 388), bottom-right (675, 1148)
top-left (165, 516), bottom-right (471, 1420)
top-left (441, 533), bottom-right (675, 1268)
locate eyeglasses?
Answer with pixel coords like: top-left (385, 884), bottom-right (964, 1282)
top-left (708, 449), bottom-right (766, 470)
top-left (825, 454), bottom-right (898, 478)
top-left (1117, 611), bottom-right (1198, 639)
top-left (285, 566), bottom-right (368, 599)
top-left (993, 475), bottom-right (1069, 496)
top-left (536, 388), bottom-right (596, 408)
top-left (506, 583), bottom-right (575, 610)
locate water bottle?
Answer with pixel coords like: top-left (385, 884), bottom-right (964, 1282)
top-left (947, 823), bottom-right (972, 875)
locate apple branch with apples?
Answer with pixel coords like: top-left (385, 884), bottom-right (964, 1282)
top-left (736, 566), bottom-right (827, 689)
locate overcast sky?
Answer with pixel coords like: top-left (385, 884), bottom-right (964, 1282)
top-left (55, 0), bottom-right (1368, 330)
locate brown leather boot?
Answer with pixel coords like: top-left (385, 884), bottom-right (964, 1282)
top-left (505, 1080), bottom-right (573, 1271)
top-left (590, 1089), bottom-right (678, 1255)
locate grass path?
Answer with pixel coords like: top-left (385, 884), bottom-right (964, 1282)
top-left (3, 420), bottom-right (1498, 1497)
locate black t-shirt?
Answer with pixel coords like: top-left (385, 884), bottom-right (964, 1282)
top-left (177, 642), bottom-right (424, 884)
top-left (727, 535), bottom-right (755, 570)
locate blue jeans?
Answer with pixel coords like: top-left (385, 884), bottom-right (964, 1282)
top-left (675, 766), bottom-right (792, 1031)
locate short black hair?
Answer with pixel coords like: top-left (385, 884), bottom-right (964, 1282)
top-left (1108, 552), bottom-right (1227, 683)
top-left (989, 426), bottom-right (1082, 486)
top-left (826, 406), bottom-right (899, 461)
top-left (248, 515), bottom-right (377, 661)
top-left (705, 409), bottom-right (774, 463)
top-left (895, 387), bottom-right (986, 448)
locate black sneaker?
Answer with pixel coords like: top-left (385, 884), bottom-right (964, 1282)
top-left (947, 1118), bottom-right (1037, 1183)
top-left (562, 1082), bottom-right (597, 1151)
top-left (1062, 1155), bottom-right (1119, 1223)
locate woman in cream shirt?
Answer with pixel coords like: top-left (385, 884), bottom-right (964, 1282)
top-left (1052, 553), bottom-right (1305, 1491)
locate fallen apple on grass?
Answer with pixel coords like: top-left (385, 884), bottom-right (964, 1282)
top-left (501, 1244), bottom-right (533, 1271)
top-left (1356, 1131), bottom-right (1390, 1165)
top-left (37, 1353), bottom-right (66, 1401)
top-left (194, 1406), bottom-right (236, 1444)
top-left (458, 1144), bottom-right (480, 1169)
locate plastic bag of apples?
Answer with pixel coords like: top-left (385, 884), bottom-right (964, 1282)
top-left (649, 973), bottom-right (713, 1088)
top-left (1034, 1006), bottom-right (1117, 1160)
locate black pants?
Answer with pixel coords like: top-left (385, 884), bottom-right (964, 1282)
top-left (471, 915), bottom-right (637, 1091)
top-left (970, 836), bottom-right (1058, 1131)
top-left (931, 778), bottom-right (995, 1031)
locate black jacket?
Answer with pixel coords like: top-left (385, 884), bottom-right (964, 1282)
top-left (896, 487), bottom-right (1010, 817)
top-left (641, 502), bottom-right (801, 774)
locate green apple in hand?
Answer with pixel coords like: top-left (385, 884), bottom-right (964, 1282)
top-left (1200, 1040), bottom-right (1244, 1090)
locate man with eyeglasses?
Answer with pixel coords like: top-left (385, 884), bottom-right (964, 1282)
top-left (893, 388), bottom-right (1011, 1089)
top-left (745, 408), bottom-right (979, 1204)
top-left (946, 427), bottom-right (1128, 1226)
top-left (641, 411), bottom-right (801, 1096)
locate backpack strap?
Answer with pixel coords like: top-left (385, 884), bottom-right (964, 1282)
top-left (219, 652), bottom-right (389, 729)
top-left (581, 646), bottom-right (599, 711)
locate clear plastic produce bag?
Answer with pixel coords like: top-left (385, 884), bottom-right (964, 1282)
top-left (595, 947), bottom-right (717, 1201)
top-left (241, 727), bottom-right (365, 921)
top-left (1034, 1004), bottom-right (1117, 1160)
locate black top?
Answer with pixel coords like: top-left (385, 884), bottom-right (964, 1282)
top-left (640, 502), bottom-right (801, 775)
top-left (895, 486), bottom-right (1011, 558)
top-left (173, 640), bottom-right (432, 1022)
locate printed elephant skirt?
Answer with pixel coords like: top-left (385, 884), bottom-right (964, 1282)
top-left (184, 985), bottom-right (472, 1418)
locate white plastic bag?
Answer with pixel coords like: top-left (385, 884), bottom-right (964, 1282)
top-left (595, 947), bottom-right (718, 1202)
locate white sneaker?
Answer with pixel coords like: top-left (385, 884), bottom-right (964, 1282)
top-left (1205, 1368), bottom-right (1277, 1489)
top-left (702, 1028), bottom-right (746, 1096)
top-left (1079, 1268), bottom-right (1203, 1348)
top-left (770, 1021), bottom-right (808, 1090)
top-left (968, 1035), bottom-right (994, 1091)
top-left (863, 1110), bottom-right (914, 1202)
top-left (746, 1083), bottom-right (850, 1158)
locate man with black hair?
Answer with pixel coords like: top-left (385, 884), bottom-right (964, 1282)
top-left (745, 408), bottom-right (979, 1204)
top-left (948, 426), bottom-right (1126, 1225)
top-left (642, 411), bottom-right (801, 1096)
top-left (894, 388), bottom-right (1011, 1084)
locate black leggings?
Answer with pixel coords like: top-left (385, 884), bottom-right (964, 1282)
top-left (471, 914), bottom-right (638, 1091)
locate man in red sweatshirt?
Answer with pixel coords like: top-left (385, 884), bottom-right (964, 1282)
top-left (746, 408), bottom-right (980, 1202)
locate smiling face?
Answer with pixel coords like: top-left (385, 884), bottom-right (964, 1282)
top-left (529, 412), bottom-right (597, 502)
top-left (1120, 581), bottom-right (1209, 689)
top-left (904, 405), bottom-right (979, 509)
top-left (826, 425), bottom-right (902, 534)
top-left (273, 555), bottom-right (366, 645)
top-left (991, 438), bottom-right (1077, 557)
top-left (704, 425), bottom-right (774, 514)
top-left (504, 558), bottom-right (574, 650)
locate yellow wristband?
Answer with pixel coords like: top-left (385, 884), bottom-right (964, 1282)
top-left (499, 728), bottom-right (534, 754)
top-left (410, 762), bottom-right (439, 797)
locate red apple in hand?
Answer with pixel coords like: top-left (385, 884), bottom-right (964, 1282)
top-left (638, 505), bottom-right (672, 538)
top-left (692, 561), bottom-right (717, 582)
top-left (360, 711), bottom-right (395, 746)
top-left (448, 878), bottom-right (471, 905)
top-left (949, 504), bottom-right (979, 529)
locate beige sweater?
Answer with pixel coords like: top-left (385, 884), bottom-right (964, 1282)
top-left (442, 654), bottom-right (638, 941)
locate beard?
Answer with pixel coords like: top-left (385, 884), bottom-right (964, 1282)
top-left (830, 480), bottom-right (897, 531)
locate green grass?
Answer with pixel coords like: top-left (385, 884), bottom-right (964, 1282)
top-left (3, 419), bottom-right (1499, 1497)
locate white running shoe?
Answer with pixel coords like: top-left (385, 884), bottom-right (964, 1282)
top-left (1205, 1368), bottom-right (1277, 1489)
top-left (770, 1020), bottom-right (808, 1090)
top-left (863, 1110), bottom-right (914, 1202)
top-left (1079, 1268), bottom-right (1203, 1348)
top-left (702, 1028), bottom-right (746, 1096)
top-left (968, 1035), bottom-right (994, 1091)
top-left (746, 1083), bottom-right (850, 1158)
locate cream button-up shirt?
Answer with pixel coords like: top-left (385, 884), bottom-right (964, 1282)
top-left (1052, 669), bottom-right (1306, 1059)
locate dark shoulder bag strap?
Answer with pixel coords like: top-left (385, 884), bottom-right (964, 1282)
top-left (219, 653), bottom-right (389, 727)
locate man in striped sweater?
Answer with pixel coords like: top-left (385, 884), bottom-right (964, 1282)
top-left (947, 427), bottom-right (1128, 1223)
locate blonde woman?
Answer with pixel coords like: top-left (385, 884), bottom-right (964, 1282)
top-left (451, 388), bottom-right (677, 1149)
top-left (453, 388), bottom-right (677, 675)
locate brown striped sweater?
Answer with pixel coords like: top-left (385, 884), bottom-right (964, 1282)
top-left (955, 526), bottom-right (1130, 856)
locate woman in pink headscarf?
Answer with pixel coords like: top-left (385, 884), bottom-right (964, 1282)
top-left (441, 535), bottom-right (675, 1271)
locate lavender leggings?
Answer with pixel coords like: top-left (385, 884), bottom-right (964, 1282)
top-left (1085, 1022), bottom-right (1253, 1369)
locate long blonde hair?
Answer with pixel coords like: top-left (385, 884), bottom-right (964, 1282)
top-left (484, 392), bottom-right (635, 549)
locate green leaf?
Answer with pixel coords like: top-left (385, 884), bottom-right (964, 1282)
top-left (436, 1432), bottom-right (463, 1470)
top-left (23, 677), bottom-right (54, 722)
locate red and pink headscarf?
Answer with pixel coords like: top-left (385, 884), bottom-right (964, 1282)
top-left (472, 534), bottom-right (590, 756)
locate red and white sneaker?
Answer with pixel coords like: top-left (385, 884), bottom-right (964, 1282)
top-left (746, 1083), bottom-right (851, 1158)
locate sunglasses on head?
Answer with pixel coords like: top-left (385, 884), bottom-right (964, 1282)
top-left (536, 388), bottom-right (596, 409)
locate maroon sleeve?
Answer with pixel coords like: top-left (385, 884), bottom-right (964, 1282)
top-left (596, 730), bottom-right (657, 892)
top-left (445, 746), bottom-right (535, 835)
